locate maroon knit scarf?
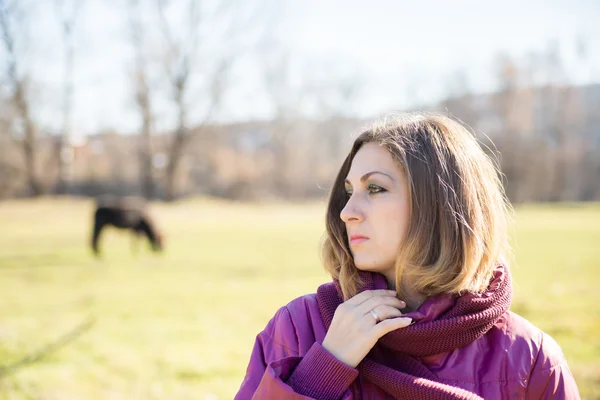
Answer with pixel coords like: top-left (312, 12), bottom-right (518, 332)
top-left (316, 265), bottom-right (512, 400)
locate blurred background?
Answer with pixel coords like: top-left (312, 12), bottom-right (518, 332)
top-left (0, 0), bottom-right (599, 399)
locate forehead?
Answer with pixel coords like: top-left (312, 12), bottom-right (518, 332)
top-left (346, 142), bottom-right (400, 178)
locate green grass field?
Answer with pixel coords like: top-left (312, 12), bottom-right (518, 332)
top-left (0, 198), bottom-right (599, 399)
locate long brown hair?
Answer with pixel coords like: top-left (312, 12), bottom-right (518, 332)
top-left (322, 113), bottom-right (512, 300)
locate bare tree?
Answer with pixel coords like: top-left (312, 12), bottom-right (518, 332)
top-left (54, 0), bottom-right (83, 194)
top-left (0, 95), bottom-right (22, 198)
top-left (261, 50), bottom-right (298, 197)
top-left (129, 0), bottom-right (155, 199)
top-left (440, 70), bottom-right (479, 127)
top-left (0, 1), bottom-right (43, 196)
top-left (156, 0), bottom-right (235, 201)
top-left (259, 48), bottom-right (365, 198)
top-left (309, 72), bottom-right (363, 195)
top-left (539, 41), bottom-right (574, 202)
top-left (491, 54), bottom-right (529, 202)
top-left (573, 37), bottom-right (600, 200)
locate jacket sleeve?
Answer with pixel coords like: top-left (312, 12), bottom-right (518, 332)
top-left (234, 306), bottom-right (358, 400)
top-left (526, 332), bottom-right (581, 400)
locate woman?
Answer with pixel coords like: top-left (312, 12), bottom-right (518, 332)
top-left (235, 113), bottom-right (580, 399)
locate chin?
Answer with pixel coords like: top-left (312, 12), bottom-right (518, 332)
top-left (353, 258), bottom-right (384, 273)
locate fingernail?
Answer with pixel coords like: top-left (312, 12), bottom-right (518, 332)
top-left (399, 317), bottom-right (412, 325)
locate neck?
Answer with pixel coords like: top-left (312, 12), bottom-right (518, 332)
top-left (403, 290), bottom-right (428, 311)
top-left (384, 272), bottom-right (428, 311)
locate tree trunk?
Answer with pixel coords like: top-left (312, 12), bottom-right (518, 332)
top-left (57, 21), bottom-right (75, 195)
top-left (15, 84), bottom-right (43, 196)
top-left (165, 133), bottom-right (184, 202)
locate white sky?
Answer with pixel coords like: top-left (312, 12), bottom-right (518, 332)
top-left (3, 0), bottom-right (600, 136)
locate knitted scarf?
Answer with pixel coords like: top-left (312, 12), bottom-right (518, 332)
top-left (316, 265), bottom-right (512, 400)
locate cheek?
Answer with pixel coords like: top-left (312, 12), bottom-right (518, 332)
top-left (379, 204), bottom-right (409, 247)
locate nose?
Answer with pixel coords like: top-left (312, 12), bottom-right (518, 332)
top-left (340, 194), bottom-right (365, 223)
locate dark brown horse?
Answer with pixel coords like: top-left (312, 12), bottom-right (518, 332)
top-left (91, 196), bottom-right (164, 256)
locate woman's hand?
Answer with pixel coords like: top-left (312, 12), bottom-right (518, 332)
top-left (321, 289), bottom-right (412, 368)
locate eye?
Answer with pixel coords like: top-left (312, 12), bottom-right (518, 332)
top-left (367, 184), bottom-right (386, 194)
top-left (344, 186), bottom-right (353, 197)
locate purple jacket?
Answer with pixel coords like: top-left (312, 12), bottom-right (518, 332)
top-left (235, 292), bottom-right (580, 399)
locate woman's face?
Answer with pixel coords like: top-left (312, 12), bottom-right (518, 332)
top-left (341, 142), bottom-right (410, 281)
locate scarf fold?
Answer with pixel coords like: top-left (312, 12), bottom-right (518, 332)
top-left (316, 264), bottom-right (512, 400)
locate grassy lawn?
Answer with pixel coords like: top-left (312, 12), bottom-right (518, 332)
top-left (0, 198), bottom-right (599, 399)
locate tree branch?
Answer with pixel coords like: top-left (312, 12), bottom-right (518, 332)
top-left (0, 316), bottom-right (96, 379)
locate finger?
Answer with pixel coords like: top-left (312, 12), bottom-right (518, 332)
top-left (366, 305), bottom-right (404, 324)
top-left (356, 296), bottom-right (406, 315)
top-left (372, 317), bottom-right (412, 337)
top-left (345, 289), bottom-right (398, 307)
top-left (365, 305), bottom-right (404, 325)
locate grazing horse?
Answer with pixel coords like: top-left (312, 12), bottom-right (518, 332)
top-left (91, 196), bottom-right (164, 256)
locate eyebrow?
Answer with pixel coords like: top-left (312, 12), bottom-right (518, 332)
top-left (344, 171), bottom-right (395, 184)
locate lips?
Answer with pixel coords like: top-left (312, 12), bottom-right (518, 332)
top-left (349, 234), bottom-right (368, 246)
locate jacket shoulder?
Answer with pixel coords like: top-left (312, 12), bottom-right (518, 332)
top-left (284, 293), bottom-right (319, 322)
top-left (259, 293), bottom-right (322, 356)
top-left (506, 313), bottom-right (580, 398)
top-left (504, 311), bottom-right (570, 374)
top-left (283, 292), bottom-right (328, 354)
